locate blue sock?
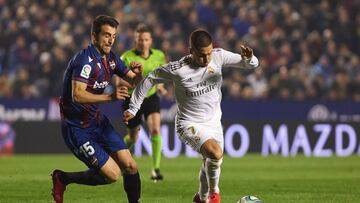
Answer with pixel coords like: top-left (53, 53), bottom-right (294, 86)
top-left (123, 172), bottom-right (141, 203)
top-left (62, 169), bottom-right (109, 186)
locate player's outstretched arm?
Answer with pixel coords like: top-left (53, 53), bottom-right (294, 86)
top-left (72, 80), bottom-right (129, 104)
top-left (127, 64), bottom-right (172, 117)
top-left (239, 45), bottom-right (259, 69)
top-left (124, 61), bottom-right (144, 87)
top-left (222, 45), bottom-right (259, 69)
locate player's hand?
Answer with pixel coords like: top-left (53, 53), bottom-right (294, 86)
top-left (130, 61), bottom-right (143, 75)
top-left (112, 86), bottom-right (129, 101)
top-left (123, 110), bottom-right (135, 125)
top-left (240, 45), bottom-right (253, 60)
top-left (157, 84), bottom-right (168, 96)
top-left (158, 87), bottom-right (168, 96)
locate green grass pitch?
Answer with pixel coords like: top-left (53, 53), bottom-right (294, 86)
top-left (0, 155), bottom-right (359, 203)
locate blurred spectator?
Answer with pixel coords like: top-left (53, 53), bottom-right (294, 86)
top-left (0, 0), bottom-right (359, 101)
top-left (0, 122), bottom-right (16, 156)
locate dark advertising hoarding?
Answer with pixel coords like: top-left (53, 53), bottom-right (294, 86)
top-left (1, 98), bottom-right (359, 156)
top-left (11, 121), bottom-right (360, 157)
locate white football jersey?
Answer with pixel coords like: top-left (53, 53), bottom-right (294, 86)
top-left (128, 48), bottom-right (259, 124)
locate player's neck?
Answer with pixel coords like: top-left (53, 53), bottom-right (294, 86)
top-left (93, 44), bottom-right (107, 58)
top-left (138, 49), bottom-right (150, 59)
top-left (190, 56), bottom-right (206, 67)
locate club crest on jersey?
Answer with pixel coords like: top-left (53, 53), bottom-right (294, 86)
top-left (80, 64), bottom-right (91, 79)
top-left (109, 60), bottom-right (116, 70)
top-left (207, 66), bottom-right (215, 74)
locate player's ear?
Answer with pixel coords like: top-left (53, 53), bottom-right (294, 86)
top-left (91, 32), bottom-right (97, 43)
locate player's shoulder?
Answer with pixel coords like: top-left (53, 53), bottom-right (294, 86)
top-left (212, 48), bottom-right (224, 54)
top-left (71, 48), bottom-right (92, 66)
top-left (151, 48), bottom-right (165, 57)
top-left (212, 48), bottom-right (233, 61)
top-left (121, 49), bottom-right (136, 59)
top-left (109, 50), bottom-right (121, 61)
top-left (167, 55), bottom-right (191, 72)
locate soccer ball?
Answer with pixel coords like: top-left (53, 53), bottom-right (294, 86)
top-left (237, 195), bottom-right (263, 203)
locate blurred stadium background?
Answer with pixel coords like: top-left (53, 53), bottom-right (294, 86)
top-left (0, 0), bottom-right (359, 202)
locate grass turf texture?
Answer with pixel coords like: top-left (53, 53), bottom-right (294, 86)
top-left (0, 155), bottom-right (359, 203)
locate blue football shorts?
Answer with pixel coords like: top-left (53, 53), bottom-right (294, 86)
top-left (61, 117), bottom-right (127, 170)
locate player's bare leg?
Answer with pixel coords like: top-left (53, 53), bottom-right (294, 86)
top-left (111, 149), bottom-right (141, 203)
top-left (200, 139), bottom-right (223, 203)
top-left (123, 126), bottom-right (140, 149)
top-left (147, 112), bottom-right (163, 182)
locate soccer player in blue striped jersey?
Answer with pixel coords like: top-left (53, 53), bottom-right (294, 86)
top-left (51, 15), bottom-right (142, 203)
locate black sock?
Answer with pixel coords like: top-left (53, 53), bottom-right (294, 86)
top-left (123, 172), bottom-right (141, 203)
top-left (61, 169), bottom-right (109, 186)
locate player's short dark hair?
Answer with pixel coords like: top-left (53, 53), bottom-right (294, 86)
top-left (92, 15), bottom-right (119, 35)
top-left (135, 23), bottom-right (152, 34)
top-left (189, 29), bottom-right (213, 50)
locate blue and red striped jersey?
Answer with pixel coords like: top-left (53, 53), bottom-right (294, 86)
top-left (60, 44), bottom-right (129, 128)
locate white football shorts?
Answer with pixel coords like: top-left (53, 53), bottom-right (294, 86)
top-left (175, 120), bottom-right (224, 152)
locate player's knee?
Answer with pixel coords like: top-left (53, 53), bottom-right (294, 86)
top-left (202, 141), bottom-right (223, 160)
top-left (106, 168), bottom-right (121, 183)
top-left (207, 145), bottom-right (223, 160)
top-left (122, 160), bottom-right (138, 174)
top-left (150, 127), bottom-right (160, 135)
top-left (208, 149), bottom-right (223, 160)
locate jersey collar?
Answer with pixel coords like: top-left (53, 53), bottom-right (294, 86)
top-left (133, 48), bottom-right (153, 59)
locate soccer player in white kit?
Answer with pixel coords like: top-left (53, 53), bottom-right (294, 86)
top-left (123, 29), bottom-right (259, 203)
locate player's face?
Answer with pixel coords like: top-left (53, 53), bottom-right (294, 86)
top-left (191, 43), bottom-right (213, 67)
top-left (92, 24), bottom-right (117, 55)
top-left (135, 32), bottom-right (152, 53)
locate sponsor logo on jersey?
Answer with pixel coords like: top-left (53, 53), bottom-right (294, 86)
top-left (80, 64), bottom-right (91, 79)
top-left (93, 81), bottom-right (109, 89)
top-left (185, 83), bottom-right (217, 97)
top-left (109, 60), bottom-right (116, 70)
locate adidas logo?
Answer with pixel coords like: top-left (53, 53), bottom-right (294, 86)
top-left (185, 78), bottom-right (193, 82)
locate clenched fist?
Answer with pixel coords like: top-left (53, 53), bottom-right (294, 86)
top-left (130, 61), bottom-right (143, 75)
top-left (123, 110), bottom-right (135, 125)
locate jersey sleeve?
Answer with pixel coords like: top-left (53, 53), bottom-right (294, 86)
top-left (114, 56), bottom-right (129, 78)
top-left (220, 48), bottom-right (259, 69)
top-left (71, 55), bottom-right (94, 84)
top-left (120, 53), bottom-right (131, 67)
top-left (127, 63), bottom-right (173, 116)
top-left (159, 50), bottom-right (167, 64)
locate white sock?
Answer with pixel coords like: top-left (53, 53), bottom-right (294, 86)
top-left (198, 162), bottom-right (208, 200)
top-left (205, 158), bottom-right (223, 194)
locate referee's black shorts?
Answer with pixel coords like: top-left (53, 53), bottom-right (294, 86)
top-left (122, 93), bottom-right (160, 129)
